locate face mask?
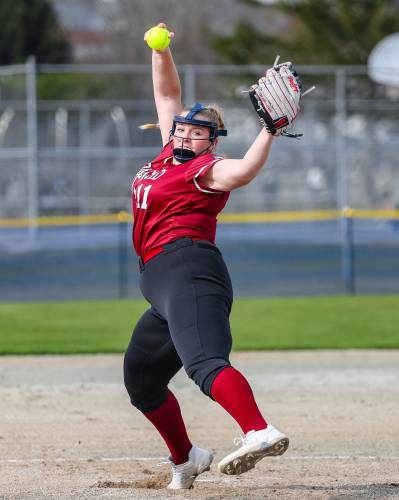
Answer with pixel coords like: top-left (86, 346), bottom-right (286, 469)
top-left (170, 134), bottom-right (213, 163)
top-left (172, 146), bottom-right (196, 163)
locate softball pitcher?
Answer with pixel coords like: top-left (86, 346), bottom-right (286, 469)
top-left (124, 22), bottom-right (303, 489)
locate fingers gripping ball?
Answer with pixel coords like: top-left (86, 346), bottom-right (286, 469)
top-left (146, 26), bottom-right (170, 51)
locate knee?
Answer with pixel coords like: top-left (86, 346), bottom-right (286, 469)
top-left (123, 347), bottom-right (167, 413)
top-left (187, 358), bottom-right (231, 397)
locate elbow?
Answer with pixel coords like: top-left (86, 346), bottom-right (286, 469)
top-left (155, 88), bottom-right (181, 101)
top-left (158, 78), bottom-right (181, 97)
top-left (165, 85), bottom-right (181, 99)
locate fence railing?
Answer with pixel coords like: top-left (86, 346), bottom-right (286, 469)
top-left (1, 209), bottom-right (399, 297)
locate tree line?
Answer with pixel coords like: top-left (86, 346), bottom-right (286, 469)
top-left (0, 0), bottom-right (398, 66)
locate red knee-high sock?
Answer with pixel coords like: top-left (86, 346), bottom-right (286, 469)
top-left (143, 390), bottom-right (192, 465)
top-left (210, 367), bottom-right (267, 435)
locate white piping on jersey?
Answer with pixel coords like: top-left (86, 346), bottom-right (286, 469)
top-left (193, 158), bottom-right (224, 194)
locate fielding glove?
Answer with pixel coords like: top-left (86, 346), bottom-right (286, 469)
top-left (249, 61), bottom-right (302, 138)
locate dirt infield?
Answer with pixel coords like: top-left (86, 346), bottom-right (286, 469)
top-left (1, 350), bottom-right (399, 500)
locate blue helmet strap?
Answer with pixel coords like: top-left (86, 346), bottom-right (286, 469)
top-left (185, 102), bottom-right (207, 120)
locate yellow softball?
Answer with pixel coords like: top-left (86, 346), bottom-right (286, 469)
top-left (145, 26), bottom-right (171, 51)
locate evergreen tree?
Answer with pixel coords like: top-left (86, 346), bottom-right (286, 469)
top-left (0, 0), bottom-right (71, 65)
top-left (212, 0), bottom-right (399, 65)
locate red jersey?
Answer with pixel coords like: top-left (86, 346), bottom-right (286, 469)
top-left (131, 143), bottom-right (229, 258)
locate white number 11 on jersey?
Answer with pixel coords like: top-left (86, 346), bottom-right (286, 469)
top-left (134, 184), bottom-right (152, 209)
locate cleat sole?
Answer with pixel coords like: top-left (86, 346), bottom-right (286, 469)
top-left (219, 437), bottom-right (289, 475)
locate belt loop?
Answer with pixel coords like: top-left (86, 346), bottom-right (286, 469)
top-left (138, 257), bottom-right (145, 272)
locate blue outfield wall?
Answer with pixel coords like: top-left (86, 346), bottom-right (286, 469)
top-left (0, 218), bottom-right (399, 302)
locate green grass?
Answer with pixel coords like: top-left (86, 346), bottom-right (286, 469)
top-left (1, 295), bottom-right (399, 354)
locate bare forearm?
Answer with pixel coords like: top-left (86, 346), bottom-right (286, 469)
top-left (152, 49), bottom-right (181, 100)
top-left (147, 25), bottom-right (182, 144)
top-left (240, 128), bottom-right (274, 182)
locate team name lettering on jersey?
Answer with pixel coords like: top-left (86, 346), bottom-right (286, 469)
top-left (135, 163), bottom-right (167, 181)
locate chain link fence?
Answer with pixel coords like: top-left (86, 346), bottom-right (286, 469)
top-left (1, 60), bottom-right (399, 218)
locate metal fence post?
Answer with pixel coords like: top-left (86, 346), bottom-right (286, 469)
top-left (26, 56), bottom-right (39, 230)
top-left (342, 207), bottom-right (355, 293)
top-left (117, 211), bottom-right (129, 299)
top-left (79, 104), bottom-right (91, 214)
top-left (183, 65), bottom-right (196, 105)
top-left (335, 68), bottom-right (355, 294)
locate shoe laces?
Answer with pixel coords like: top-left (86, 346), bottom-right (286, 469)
top-left (157, 456), bottom-right (193, 475)
top-left (233, 430), bottom-right (257, 447)
top-left (157, 457), bottom-right (172, 467)
top-left (233, 435), bottom-right (244, 446)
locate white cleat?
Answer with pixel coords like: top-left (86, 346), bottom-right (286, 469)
top-left (167, 444), bottom-right (213, 489)
top-left (218, 425), bottom-right (289, 475)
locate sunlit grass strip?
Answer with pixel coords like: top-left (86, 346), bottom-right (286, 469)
top-left (1, 295), bottom-right (399, 354)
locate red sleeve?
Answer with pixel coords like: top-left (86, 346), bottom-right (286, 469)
top-left (184, 155), bottom-right (226, 194)
top-left (184, 154), bottom-right (221, 181)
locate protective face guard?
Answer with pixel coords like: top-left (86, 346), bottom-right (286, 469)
top-left (171, 103), bottom-right (228, 142)
top-left (170, 103), bottom-right (227, 163)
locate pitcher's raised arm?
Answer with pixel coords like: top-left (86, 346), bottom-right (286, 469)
top-left (144, 23), bottom-right (183, 145)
